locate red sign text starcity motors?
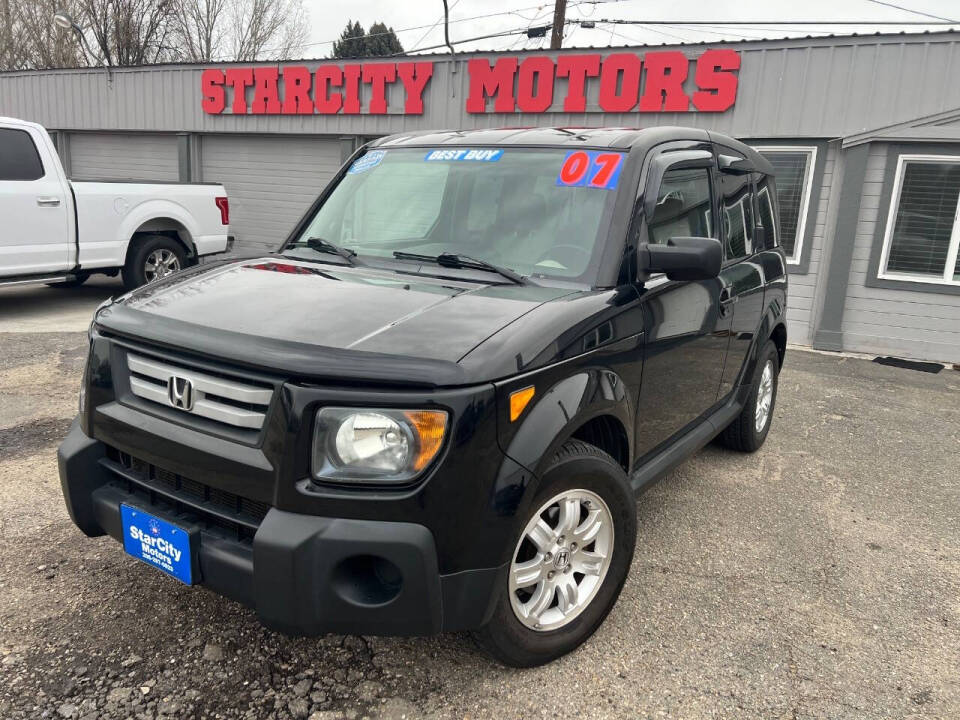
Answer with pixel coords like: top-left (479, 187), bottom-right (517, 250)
top-left (201, 50), bottom-right (740, 116)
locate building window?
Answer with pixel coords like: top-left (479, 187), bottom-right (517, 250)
top-left (753, 147), bottom-right (816, 264)
top-left (879, 155), bottom-right (960, 286)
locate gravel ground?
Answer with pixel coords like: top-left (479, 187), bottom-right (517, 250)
top-left (1, 288), bottom-right (959, 719)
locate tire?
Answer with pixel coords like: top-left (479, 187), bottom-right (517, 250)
top-left (718, 340), bottom-right (780, 452)
top-left (47, 272), bottom-right (90, 288)
top-left (122, 234), bottom-right (186, 291)
top-left (473, 440), bottom-right (637, 667)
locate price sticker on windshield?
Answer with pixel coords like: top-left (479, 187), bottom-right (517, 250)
top-left (556, 151), bottom-right (625, 190)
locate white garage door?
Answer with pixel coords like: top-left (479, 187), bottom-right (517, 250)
top-left (200, 135), bottom-right (342, 254)
top-left (70, 133), bottom-right (179, 181)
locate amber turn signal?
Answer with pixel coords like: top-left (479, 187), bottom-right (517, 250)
top-left (509, 386), bottom-right (535, 422)
top-left (404, 410), bottom-right (448, 471)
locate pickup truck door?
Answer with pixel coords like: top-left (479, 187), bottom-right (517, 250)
top-left (0, 125), bottom-right (71, 277)
top-left (633, 144), bottom-right (732, 456)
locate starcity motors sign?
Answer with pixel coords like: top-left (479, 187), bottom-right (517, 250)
top-left (201, 50), bottom-right (739, 116)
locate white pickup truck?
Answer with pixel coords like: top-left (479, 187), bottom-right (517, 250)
top-left (0, 116), bottom-right (232, 290)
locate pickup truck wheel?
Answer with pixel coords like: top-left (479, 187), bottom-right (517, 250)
top-left (473, 440), bottom-right (636, 667)
top-left (718, 340), bottom-right (780, 452)
top-left (123, 235), bottom-right (186, 290)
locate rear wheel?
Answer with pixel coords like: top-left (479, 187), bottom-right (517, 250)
top-left (473, 440), bottom-right (636, 667)
top-left (718, 340), bottom-right (780, 452)
top-left (122, 234), bottom-right (186, 290)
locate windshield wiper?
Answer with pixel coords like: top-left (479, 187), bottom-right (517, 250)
top-left (296, 237), bottom-right (362, 266)
top-left (392, 251), bottom-right (526, 285)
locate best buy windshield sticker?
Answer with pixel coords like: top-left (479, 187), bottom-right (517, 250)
top-left (556, 151), bottom-right (624, 190)
top-left (424, 149), bottom-right (503, 162)
top-left (348, 150), bottom-right (387, 174)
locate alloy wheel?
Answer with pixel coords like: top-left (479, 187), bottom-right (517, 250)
top-left (754, 359), bottom-right (775, 434)
top-left (144, 248), bottom-right (181, 282)
top-left (508, 488), bottom-right (614, 632)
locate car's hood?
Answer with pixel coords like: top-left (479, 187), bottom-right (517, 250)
top-left (96, 257), bottom-right (574, 387)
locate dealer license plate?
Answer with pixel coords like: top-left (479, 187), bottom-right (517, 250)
top-left (120, 504), bottom-right (193, 584)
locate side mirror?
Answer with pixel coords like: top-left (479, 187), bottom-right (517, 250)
top-left (640, 237), bottom-right (722, 282)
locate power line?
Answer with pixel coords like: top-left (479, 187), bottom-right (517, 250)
top-left (589, 17), bottom-right (960, 26)
top-left (861, 0), bottom-right (956, 23)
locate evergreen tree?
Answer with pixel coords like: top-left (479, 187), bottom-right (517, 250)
top-left (331, 20), bottom-right (366, 59)
top-left (365, 22), bottom-right (403, 56)
top-left (330, 20), bottom-right (403, 59)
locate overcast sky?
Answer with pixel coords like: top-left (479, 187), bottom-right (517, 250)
top-left (297, 0), bottom-right (959, 59)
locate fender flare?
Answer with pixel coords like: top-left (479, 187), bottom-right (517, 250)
top-left (492, 367), bottom-right (634, 527)
top-left (117, 199), bottom-right (201, 258)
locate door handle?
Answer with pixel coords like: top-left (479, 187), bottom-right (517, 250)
top-left (719, 288), bottom-right (738, 305)
top-left (719, 288), bottom-right (738, 317)
top-left (36, 196), bottom-right (61, 207)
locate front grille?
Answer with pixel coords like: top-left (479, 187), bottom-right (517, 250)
top-left (103, 446), bottom-right (269, 542)
top-left (126, 353), bottom-right (272, 430)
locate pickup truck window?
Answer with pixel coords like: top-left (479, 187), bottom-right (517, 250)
top-left (290, 148), bottom-right (621, 281)
top-left (0, 128), bottom-right (44, 181)
top-left (648, 168), bottom-right (714, 245)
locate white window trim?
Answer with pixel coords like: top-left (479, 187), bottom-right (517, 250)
top-left (877, 153), bottom-right (960, 287)
top-left (753, 145), bottom-right (817, 265)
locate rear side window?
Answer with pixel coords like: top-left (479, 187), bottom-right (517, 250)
top-left (0, 128), bottom-right (44, 181)
top-left (720, 172), bottom-right (754, 260)
top-left (756, 174), bottom-right (779, 250)
top-left (648, 168), bottom-right (714, 245)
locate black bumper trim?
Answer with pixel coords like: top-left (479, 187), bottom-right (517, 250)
top-left (58, 420), bottom-right (502, 636)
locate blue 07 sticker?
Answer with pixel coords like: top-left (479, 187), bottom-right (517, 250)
top-left (556, 150), bottom-right (625, 190)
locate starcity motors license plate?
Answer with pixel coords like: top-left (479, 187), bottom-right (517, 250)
top-left (120, 504), bottom-right (193, 584)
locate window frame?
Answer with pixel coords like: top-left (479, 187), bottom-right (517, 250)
top-left (876, 153), bottom-right (960, 288)
top-left (751, 145), bottom-right (817, 267)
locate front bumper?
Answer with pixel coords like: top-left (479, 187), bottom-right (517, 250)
top-left (58, 420), bottom-right (502, 636)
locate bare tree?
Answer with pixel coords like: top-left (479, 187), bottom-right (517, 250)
top-left (226, 0), bottom-right (308, 61)
top-left (0, 0), bottom-right (309, 70)
top-left (76, 0), bottom-right (180, 67)
top-left (173, 0), bottom-right (226, 62)
top-left (2, 0), bottom-right (85, 70)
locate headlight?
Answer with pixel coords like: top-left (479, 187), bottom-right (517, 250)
top-left (312, 407), bottom-right (448, 484)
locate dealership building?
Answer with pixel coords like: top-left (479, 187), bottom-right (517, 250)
top-left (2, 30), bottom-right (960, 363)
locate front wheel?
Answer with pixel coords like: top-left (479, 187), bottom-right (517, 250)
top-left (473, 440), bottom-right (636, 667)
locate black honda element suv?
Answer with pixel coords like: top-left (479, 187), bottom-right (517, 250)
top-left (59, 127), bottom-right (786, 667)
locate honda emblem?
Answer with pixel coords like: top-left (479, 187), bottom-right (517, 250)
top-left (168, 375), bottom-right (195, 411)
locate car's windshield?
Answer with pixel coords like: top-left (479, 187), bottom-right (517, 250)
top-left (286, 147), bottom-right (626, 282)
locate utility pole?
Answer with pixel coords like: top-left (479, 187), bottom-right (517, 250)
top-left (550, 0), bottom-right (566, 49)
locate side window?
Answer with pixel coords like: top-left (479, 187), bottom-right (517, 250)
top-left (647, 168), bottom-right (714, 245)
top-left (720, 172), bottom-right (754, 260)
top-left (755, 174), bottom-right (779, 250)
top-left (0, 128), bottom-right (45, 181)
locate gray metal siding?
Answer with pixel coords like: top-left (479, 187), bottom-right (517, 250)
top-left (69, 132), bottom-right (179, 181)
top-left (200, 134), bottom-right (341, 253)
top-left (5, 33), bottom-right (960, 139)
top-left (783, 142), bottom-right (837, 345)
top-left (839, 143), bottom-right (960, 363)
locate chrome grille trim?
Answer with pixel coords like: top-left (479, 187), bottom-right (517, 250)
top-left (127, 353), bottom-right (272, 430)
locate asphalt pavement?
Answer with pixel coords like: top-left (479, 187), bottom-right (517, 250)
top-left (1, 284), bottom-right (958, 719)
